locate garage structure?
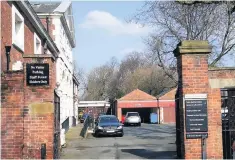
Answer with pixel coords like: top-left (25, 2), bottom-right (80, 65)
top-left (157, 88), bottom-right (176, 124)
top-left (78, 101), bottom-right (110, 118)
top-left (113, 88), bottom-right (176, 124)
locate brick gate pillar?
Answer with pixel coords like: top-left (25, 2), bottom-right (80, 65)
top-left (174, 40), bottom-right (223, 159)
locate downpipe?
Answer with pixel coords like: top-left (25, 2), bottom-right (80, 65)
top-left (201, 135), bottom-right (207, 159)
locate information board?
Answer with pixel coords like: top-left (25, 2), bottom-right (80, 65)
top-left (185, 100), bottom-right (208, 132)
top-left (26, 63), bottom-right (49, 86)
top-left (186, 133), bottom-right (208, 139)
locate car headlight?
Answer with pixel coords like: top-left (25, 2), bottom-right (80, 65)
top-left (98, 126), bottom-right (103, 129)
top-left (117, 126), bottom-right (122, 129)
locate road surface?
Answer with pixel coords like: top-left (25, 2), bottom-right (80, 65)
top-left (61, 123), bottom-right (176, 159)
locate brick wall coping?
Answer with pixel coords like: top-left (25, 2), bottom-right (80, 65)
top-left (208, 67), bottom-right (235, 71)
top-left (118, 100), bottom-right (158, 102)
top-left (2, 70), bottom-right (23, 74)
top-left (23, 54), bottom-right (55, 60)
top-left (173, 40), bottom-right (212, 57)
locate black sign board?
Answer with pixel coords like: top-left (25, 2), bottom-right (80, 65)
top-left (185, 100), bottom-right (208, 132)
top-left (186, 133), bottom-right (208, 139)
top-left (26, 63), bottom-right (49, 86)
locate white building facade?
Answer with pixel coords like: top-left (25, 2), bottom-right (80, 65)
top-left (31, 1), bottom-right (77, 146)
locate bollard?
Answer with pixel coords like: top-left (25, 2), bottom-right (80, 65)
top-left (41, 143), bottom-right (46, 159)
top-left (201, 135), bottom-right (207, 159)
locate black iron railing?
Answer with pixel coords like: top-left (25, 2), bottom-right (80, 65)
top-left (221, 88), bottom-right (235, 159)
top-left (53, 92), bottom-right (60, 159)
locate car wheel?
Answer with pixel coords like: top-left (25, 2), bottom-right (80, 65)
top-left (138, 123), bottom-right (141, 126)
top-left (118, 133), bottom-right (123, 137)
top-left (94, 132), bottom-right (99, 138)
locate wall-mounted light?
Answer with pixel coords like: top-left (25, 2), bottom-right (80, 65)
top-left (5, 46), bottom-right (11, 71)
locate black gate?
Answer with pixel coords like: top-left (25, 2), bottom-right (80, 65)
top-left (175, 88), bottom-right (182, 158)
top-left (221, 88), bottom-right (235, 159)
top-left (54, 92), bottom-right (60, 159)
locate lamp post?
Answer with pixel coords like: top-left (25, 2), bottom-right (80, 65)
top-left (5, 46), bottom-right (11, 71)
top-left (157, 98), bottom-right (160, 124)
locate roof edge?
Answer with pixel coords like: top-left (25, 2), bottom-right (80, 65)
top-left (53, 1), bottom-right (71, 13)
top-left (60, 15), bottom-right (76, 48)
top-left (118, 89), bottom-right (157, 101)
top-left (157, 87), bottom-right (177, 99)
top-left (35, 13), bottom-right (76, 48)
top-left (73, 74), bottom-right (79, 85)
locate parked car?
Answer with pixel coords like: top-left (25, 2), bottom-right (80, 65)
top-left (95, 113), bottom-right (106, 123)
top-left (80, 113), bottom-right (89, 123)
top-left (124, 112), bottom-right (141, 126)
top-left (98, 112), bottom-right (106, 116)
top-left (94, 115), bottom-right (124, 137)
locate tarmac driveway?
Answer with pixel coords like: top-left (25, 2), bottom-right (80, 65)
top-left (60, 123), bottom-right (176, 159)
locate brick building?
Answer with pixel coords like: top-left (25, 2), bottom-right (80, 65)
top-left (1, 1), bottom-right (60, 159)
top-left (78, 101), bottom-right (110, 118)
top-left (30, 1), bottom-right (77, 146)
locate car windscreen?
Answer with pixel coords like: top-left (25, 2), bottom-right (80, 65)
top-left (99, 117), bottom-right (118, 123)
top-left (127, 113), bottom-right (139, 117)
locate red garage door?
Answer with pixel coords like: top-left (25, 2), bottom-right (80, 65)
top-left (163, 107), bottom-right (175, 123)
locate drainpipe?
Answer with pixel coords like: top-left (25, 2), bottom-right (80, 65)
top-left (5, 46), bottom-right (11, 71)
top-left (43, 16), bottom-right (50, 55)
top-left (46, 16), bottom-right (49, 34)
top-left (157, 98), bottom-right (160, 124)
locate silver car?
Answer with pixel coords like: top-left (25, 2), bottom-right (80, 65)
top-left (124, 112), bottom-right (141, 126)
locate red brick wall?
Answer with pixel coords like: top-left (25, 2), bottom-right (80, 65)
top-left (1, 72), bottom-right (24, 159)
top-left (1, 2), bottom-right (58, 159)
top-left (40, 18), bottom-right (55, 41)
top-left (175, 42), bottom-right (223, 159)
top-left (1, 57), bottom-right (56, 159)
top-left (22, 57), bottom-right (56, 159)
top-left (209, 68), bottom-right (235, 79)
top-left (177, 54), bottom-right (209, 159)
top-left (1, 1), bottom-right (50, 72)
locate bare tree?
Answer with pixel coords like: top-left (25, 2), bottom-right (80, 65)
top-left (73, 60), bottom-right (87, 99)
top-left (177, 0), bottom-right (235, 13)
top-left (121, 65), bottom-right (175, 97)
top-left (83, 57), bottom-right (119, 101)
top-left (83, 51), bottom-right (176, 100)
top-left (133, 1), bottom-right (235, 82)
